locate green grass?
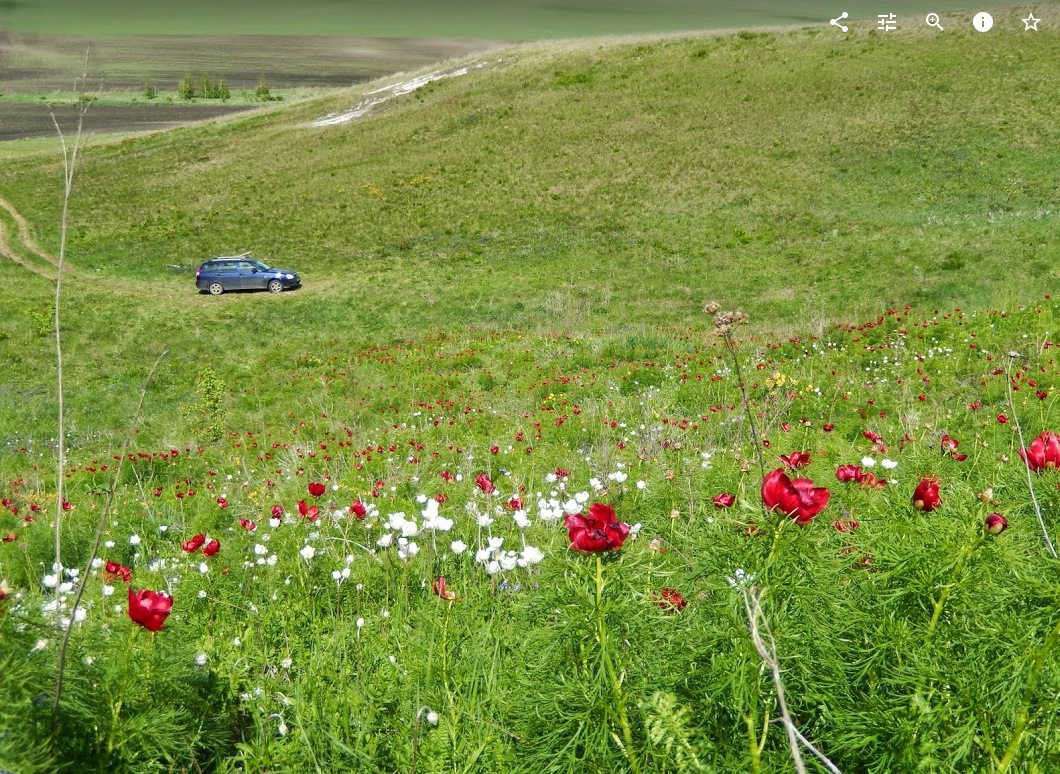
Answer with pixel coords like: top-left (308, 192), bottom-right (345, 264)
top-left (2, 0), bottom-right (1042, 37)
top-left (3, 19), bottom-right (1060, 773)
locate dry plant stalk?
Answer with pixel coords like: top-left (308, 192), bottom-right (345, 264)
top-left (740, 586), bottom-right (843, 774)
top-left (49, 47), bottom-right (101, 590)
top-left (1004, 353), bottom-right (1058, 559)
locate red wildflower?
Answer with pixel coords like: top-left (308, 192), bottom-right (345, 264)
top-left (308, 481), bottom-right (326, 497)
top-left (912, 477), bottom-right (941, 512)
top-left (440, 470), bottom-right (456, 482)
top-left (238, 518), bottom-right (257, 531)
top-left (507, 497), bottom-right (525, 511)
top-left (489, 445), bottom-right (500, 454)
top-left (297, 500), bottom-right (320, 521)
top-left (350, 500), bottom-right (368, 519)
top-left (104, 561), bottom-right (132, 583)
top-left (655, 588), bottom-right (687, 612)
top-left (712, 493), bottom-right (735, 508)
top-left (761, 468), bottom-right (830, 525)
top-left (181, 534), bottom-right (206, 553)
top-left (271, 504), bottom-right (284, 518)
top-left (780, 451), bottom-right (811, 469)
top-left (127, 588), bottom-right (173, 632)
top-left (202, 539), bottom-right (220, 557)
top-left (564, 503), bottom-right (632, 553)
top-left (1, 533), bottom-right (16, 543)
top-left (1017, 431), bottom-right (1060, 472)
top-left (857, 471), bottom-right (886, 489)
top-left (554, 468), bottom-right (570, 479)
top-left (835, 464), bottom-right (862, 483)
top-left (833, 518), bottom-right (859, 532)
top-left (940, 435), bottom-right (958, 453)
top-left (997, 414), bottom-right (1009, 424)
top-left (216, 496), bottom-right (229, 508)
top-left (475, 473), bottom-right (496, 494)
top-left (823, 424), bottom-right (835, 432)
top-left (985, 512), bottom-right (1008, 535)
top-left (432, 576), bottom-right (458, 600)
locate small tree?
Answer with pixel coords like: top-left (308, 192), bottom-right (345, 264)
top-left (142, 76), bottom-right (156, 99)
top-left (178, 74), bottom-right (195, 100)
top-left (254, 77), bottom-right (272, 101)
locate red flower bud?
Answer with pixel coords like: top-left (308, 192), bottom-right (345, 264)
top-left (308, 481), bottom-right (326, 497)
top-left (985, 512), bottom-right (1008, 535)
top-left (181, 534), bottom-right (206, 553)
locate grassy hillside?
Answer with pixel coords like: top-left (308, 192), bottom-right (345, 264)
top-left (1, 15), bottom-right (1057, 446)
top-left (5, 19), bottom-right (1060, 773)
top-left (4, 0), bottom-right (1036, 37)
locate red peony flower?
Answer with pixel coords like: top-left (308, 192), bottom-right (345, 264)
top-left (655, 588), bottom-right (687, 612)
top-left (475, 473), bottom-right (496, 494)
top-left (216, 496), bottom-right (229, 508)
top-left (823, 424), bottom-right (835, 432)
top-left (127, 588), bottom-right (173, 631)
top-left (238, 518), bottom-right (257, 531)
top-left (554, 468), bottom-right (570, 479)
top-left (507, 497), bottom-right (525, 511)
top-left (912, 477), bottom-right (941, 512)
top-left (489, 445), bottom-right (500, 455)
top-left (712, 493), bottom-right (735, 508)
top-left (997, 414), bottom-right (1009, 424)
top-left (761, 468), bottom-right (830, 525)
top-left (350, 500), bottom-right (368, 519)
top-left (1017, 431), bottom-right (1060, 473)
top-left (181, 534), bottom-right (206, 553)
top-left (940, 434), bottom-right (958, 453)
top-left (271, 504), bottom-right (284, 518)
top-left (564, 503), bottom-right (632, 553)
top-left (780, 451), bottom-right (811, 469)
top-left (985, 512), bottom-right (1008, 535)
top-left (202, 539), bottom-right (220, 557)
top-left (297, 500), bottom-right (320, 521)
top-left (835, 464), bottom-right (862, 483)
top-left (432, 576), bottom-right (458, 600)
top-left (308, 481), bottom-right (326, 497)
top-left (857, 471), bottom-right (886, 489)
top-left (104, 561), bottom-right (132, 583)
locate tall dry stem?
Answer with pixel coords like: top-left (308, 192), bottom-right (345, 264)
top-left (48, 47), bottom-right (101, 593)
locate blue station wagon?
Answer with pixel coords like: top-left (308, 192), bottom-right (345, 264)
top-left (195, 255), bottom-right (301, 295)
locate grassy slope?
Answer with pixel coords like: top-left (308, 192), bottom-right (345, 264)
top-left (0, 16), bottom-right (1058, 445)
top-left (5, 0), bottom-right (1035, 37)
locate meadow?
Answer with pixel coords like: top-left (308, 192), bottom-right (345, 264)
top-left (2, 9), bottom-right (1060, 772)
top-left (0, 0), bottom-right (1039, 38)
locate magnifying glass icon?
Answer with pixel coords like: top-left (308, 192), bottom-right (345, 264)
top-left (926, 12), bottom-right (944, 30)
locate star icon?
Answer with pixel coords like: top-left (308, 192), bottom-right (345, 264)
top-left (1022, 13), bottom-right (1040, 30)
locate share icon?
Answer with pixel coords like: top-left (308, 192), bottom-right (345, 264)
top-left (830, 11), bottom-right (849, 31)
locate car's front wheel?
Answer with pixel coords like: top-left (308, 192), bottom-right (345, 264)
top-left (268, 279), bottom-right (284, 293)
top-left (208, 282), bottom-right (225, 296)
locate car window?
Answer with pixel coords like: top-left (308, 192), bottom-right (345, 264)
top-left (213, 261), bottom-right (235, 272)
top-left (237, 262), bottom-right (256, 272)
top-left (249, 259), bottom-right (270, 271)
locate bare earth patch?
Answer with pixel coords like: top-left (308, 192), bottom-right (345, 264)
top-left (312, 62), bottom-right (488, 127)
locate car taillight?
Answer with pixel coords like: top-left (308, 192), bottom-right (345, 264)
top-left (196, 267), bottom-right (201, 277)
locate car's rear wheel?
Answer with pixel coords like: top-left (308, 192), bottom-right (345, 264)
top-left (268, 279), bottom-right (284, 293)
top-left (208, 282), bottom-right (224, 296)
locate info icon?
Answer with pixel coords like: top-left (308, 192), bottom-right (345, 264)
top-left (973, 11), bottom-right (993, 31)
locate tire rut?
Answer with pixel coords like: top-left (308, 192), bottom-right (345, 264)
top-left (0, 196), bottom-right (78, 280)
